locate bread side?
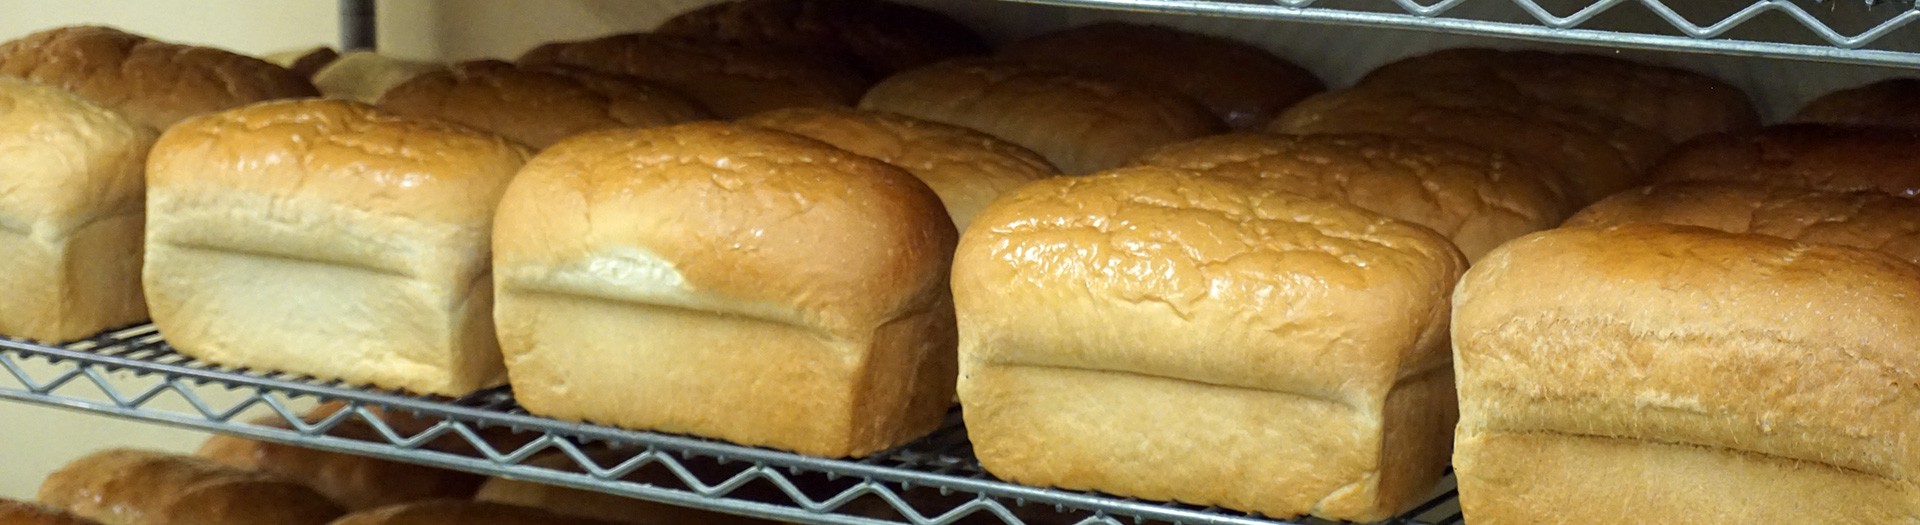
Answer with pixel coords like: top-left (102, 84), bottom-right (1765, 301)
top-left (0, 78), bottom-right (155, 342)
top-left (1453, 224), bottom-right (1920, 522)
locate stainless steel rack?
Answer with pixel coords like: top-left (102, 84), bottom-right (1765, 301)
top-left (997, 0), bottom-right (1920, 67)
top-left (0, 325), bottom-right (1462, 525)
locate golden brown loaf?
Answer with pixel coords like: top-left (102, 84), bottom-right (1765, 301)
top-left (1566, 181), bottom-right (1920, 265)
top-left (654, 0), bottom-right (987, 77)
top-left (518, 32), bottom-right (867, 118)
top-left (1651, 124), bottom-right (1920, 199)
top-left (1134, 133), bottom-right (1572, 260)
top-left (197, 412), bottom-right (486, 510)
top-left (0, 78), bottom-right (156, 343)
top-left (1358, 48), bottom-right (1758, 142)
top-left (1271, 85), bottom-right (1669, 204)
top-left (492, 122), bottom-right (957, 458)
top-left (327, 501), bottom-right (622, 525)
top-left (143, 99), bottom-right (530, 396)
top-left (1452, 224), bottom-right (1920, 523)
top-left (1792, 78), bottom-right (1920, 129)
top-left (740, 107), bottom-right (1057, 230)
top-left (377, 60), bottom-right (709, 149)
top-left (861, 59), bottom-right (1222, 175)
top-left (953, 167), bottom-right (1466, 522)
top-left (473, 450), bottom-right (780, 525)
top-left (0, 26), bottom-right (317, 130)
top-left (0, 499), bottom-right (102, 525)
top-left (38, 449), bottom-right (345, 525)
top-left (1000, 22), bottom-right (1323, 130)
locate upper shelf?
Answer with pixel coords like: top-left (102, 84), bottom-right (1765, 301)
top-left (991, 0), bottom-right (1920, 67)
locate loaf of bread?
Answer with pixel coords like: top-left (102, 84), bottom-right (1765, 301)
top-left (1358, 48), bottom-right (1757, 142)
top-left (493, 122), bottom-right (957, 457)
top-left (474, 450), bottom-right (780, 525)
top-left (0, 499), bottom-right (102, 525)
top-left (328, 501), bottom-right (621, 525)
top-left (1134, 133), bottom-right (1571, 260)
top-left (259, 46), bottom-right (340, 79)
top-left (861, 59), bottom-right (1221, 174)
top-left (519, 33), bottom-right (867, 118)
top-left (1651, 124), bottom-right (1920, 199)
top-left (378, 60), bottom-right (708, 148)
top-left (1792, 78), bottom-right (1920, 129)
top-left (1452, 224), bottom-right (1920, 523)
top-left (310, 52), bottom-right (445, 104)
top-left (143, 99), bottom-right (530, 396)
top-left (1271, 85), bottom-right (1670, 204)
top-left (39, 449), bottom-right (345, 525)
top-left (1000, 22), bottom-right (1323, 130)
top-left (0, 78), bottom-right (156, 342)
top-left (654, 0), bottom-right (987, 77)
top-left (953, 167), bottom-right (1466, 522)
top-left (198, 411), bottom-right (486, 510)
top-left (1566, 181), bottom-right (1920, 264)
top-left (0, 26), bottom-right (317, 130)
top-left (740, 107), bottom-right (1056, 230)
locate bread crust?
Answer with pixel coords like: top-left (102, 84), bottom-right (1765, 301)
top-left (860, 59), bottom-right (1222, 175)
top-left (378, 60), bottom-right (708, 149)
top-left (1650, 124), bottom-right (1920, 199)
top-left (1135, 133), bottom-right (1571, 260)
top-left (518, 32), bottom-right (867, 118)
top-left (1453, 224), bottom-right (1920, 523)
top-left (1568, 181), bottom-right (1920, 264)
top-left (0, 499), bottom-right (102, 525)
top-left (38, 449), bottom-right (344, 525)
top-left (0, 26), bottom-right (317, 130)
top-left (1792, 78), bottom-right (1920, 130)
top-left (954, 167), bottom-right (1465, 521)
top-left (1000, 22), bottom-right (1323, 130)
top-left (740, 107), bottom-right (1056, 230)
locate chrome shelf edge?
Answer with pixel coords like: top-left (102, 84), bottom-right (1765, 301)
top-left (993, 0), bottom-right (1920, 68)
top-left (0, 327), bottom-right (1461, 525)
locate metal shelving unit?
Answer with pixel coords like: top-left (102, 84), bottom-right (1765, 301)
top-left (999, 0), bottom-right (1920, 67)
top-left (0, 326), bottom-right (1462, 525)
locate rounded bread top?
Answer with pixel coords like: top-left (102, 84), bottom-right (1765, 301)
top-left (1791, 78), bottom-right (1920, 130)
top-left (492, 121), bottom-right (955, 337)
top-left (0, 77), bottom-right (156, 235)
top-left (859, 59), bottom-right (1223, 175)
top-left (378, 60), bottom-right (709, 149)
top-left (1135, 133), bottom-right (1572, 260)
top-left (654, 0), bottom-right (988, 77)
top-left (1271, 85), bottom-right (1669, 204)
top-left (955, 166), bottom-right (1466, 394)
top-left (1359, 48), bottom-right (1758, 142)
top-left (0, 26), bottom-right (318, 130)
top-left (1000, 22), bottom-right (1324, 130)
top-left (739, 107), bottom-right (1056, 230)
top-left (517, 32), bottom-right (868, 118)
top-left (147, 98), bottom-right (531, 227)
top-left (1566, 181), bottom-right (1920, 265)
top-left (1649, 124), bottom-right (1920, 200)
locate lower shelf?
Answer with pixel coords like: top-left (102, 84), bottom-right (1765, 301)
top-left (0, 325), bottom-right (1461, 525)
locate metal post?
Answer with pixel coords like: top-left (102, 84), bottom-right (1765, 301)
top-left (340, 0), bottom-right (376, 51)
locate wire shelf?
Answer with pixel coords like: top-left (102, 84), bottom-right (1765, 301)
top-left (993, 0), bottom-right (1920, 67)
top-left (0, 325), bottom-right (1462, 525)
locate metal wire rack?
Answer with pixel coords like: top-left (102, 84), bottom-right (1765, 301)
top-left (0, 325), bottom-right (1462, 525)
top-left (995, 0), bottom-right (1920, 67)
